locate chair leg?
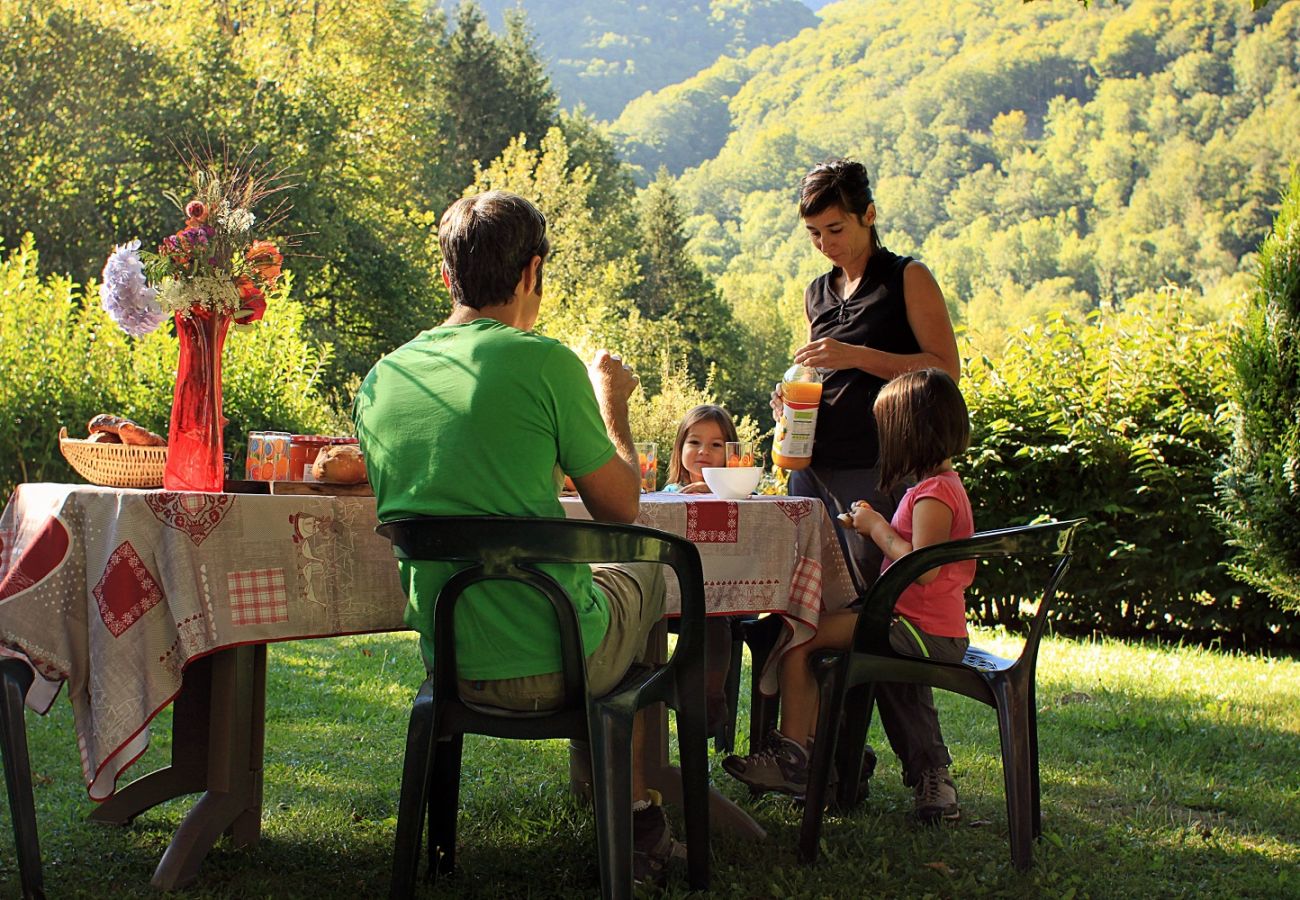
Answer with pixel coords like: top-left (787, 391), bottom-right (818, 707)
top-left (797, 654), bottom-right (844, 864)
top-left (833, 683), bottom-right (876, 810)
top-left (429, 734), bottom-right (463, 877)
top-left (743, 616), bottom-right (783, 752)
top-left (717, 622), bottom-right (744, 754)
top-left (0, 662), bottom-right (43, 900)
top-left (992, 681), bottom-right (1035, 871)
top-left (674, 681), bottom-right (712, 891)
top-left (391, 680), bottom-right (436, 900)
top-left (1028, 683), bottom-right (1042, 839)
top-left (588, 711), bottom-right (635, 900)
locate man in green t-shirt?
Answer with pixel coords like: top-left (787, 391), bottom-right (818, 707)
top-left (354, 190), bottom-right (680, 883)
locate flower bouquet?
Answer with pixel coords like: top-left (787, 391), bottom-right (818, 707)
top-left (101, 145), bottom-right (292, 492)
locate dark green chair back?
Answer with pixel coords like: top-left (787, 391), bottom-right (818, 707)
top-left (378, 516), bottom-right (710, 900)
top-left (798, 518), bottom-right (1084, 871)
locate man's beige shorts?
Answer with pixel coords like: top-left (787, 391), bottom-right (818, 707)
top-left (456, 562), bottom-right (666, 711)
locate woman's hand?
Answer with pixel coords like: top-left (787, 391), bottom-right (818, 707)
top-left (770, 382), bottom-right (784, 421)
top-left (793, 337), bottom-right (863, 371)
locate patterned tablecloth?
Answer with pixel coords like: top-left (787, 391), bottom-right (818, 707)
top-left (0, 485), bottom-right (855, 801)
top-left (566, 494), bottom-right (857, 675)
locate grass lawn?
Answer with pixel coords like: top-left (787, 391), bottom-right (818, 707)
top-left (3, 628), bottom-right (1297, 898)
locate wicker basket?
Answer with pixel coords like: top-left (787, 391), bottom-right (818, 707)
top-left (59, 427), bottom-right (168, 489)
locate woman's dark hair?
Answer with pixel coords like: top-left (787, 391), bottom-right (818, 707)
top-left (798, 158), bottom-right (880, 252)
top-left (873, 368), bottom-right (970, 493)
top-left (438, 190), bottom-right (549, 309)
top-left (667, 404), bottom-right (739, 486)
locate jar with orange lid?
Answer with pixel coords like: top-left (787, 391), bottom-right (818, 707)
top-left (289, 434), bottom-right (332, 481)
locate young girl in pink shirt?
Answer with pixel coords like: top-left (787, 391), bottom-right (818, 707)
top-left (724, 367), bottom-right (974, 823)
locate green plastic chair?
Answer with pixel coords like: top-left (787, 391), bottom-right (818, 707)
top-left (377, 516), bottom-right (710, 900)
top-left (0, 657), bottom-right (44, 899)
top-left (797, 518), bottom-right (1084, 871)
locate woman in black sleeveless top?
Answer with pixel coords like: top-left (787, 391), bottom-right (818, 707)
top-left (774, 158), bottom-right (960, 590)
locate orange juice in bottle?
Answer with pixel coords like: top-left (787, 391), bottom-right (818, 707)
top-left (772, 364), bottom-right (823, 470)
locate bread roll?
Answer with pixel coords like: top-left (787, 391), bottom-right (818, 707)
top-left (87, 431), bottom-right (123, 444)
top-left (88, 413), bottom-right (166, 446)
top-left (118, 421), bottom-right (166, 446)
top-left (88, 414), bottom-right (131, 435)
top-left (311, 444), bottom-right (367, 484)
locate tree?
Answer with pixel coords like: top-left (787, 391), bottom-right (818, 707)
top-left (0, 8), bottom-right (183, 280)
top-left (430, 2), bottom-right (557, 200)
top-left (636, 169), bottom-right (740, 394)
top-left (1217, 169), bottom-right (1300, 612)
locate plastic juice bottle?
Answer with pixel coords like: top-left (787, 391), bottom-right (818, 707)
top-left (772, 364), bottom-right (823, 470)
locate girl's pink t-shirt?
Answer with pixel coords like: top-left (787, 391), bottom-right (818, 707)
top-left (881, 470), bottom-right (975, 638)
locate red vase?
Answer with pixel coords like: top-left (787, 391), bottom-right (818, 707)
top-left (163, 309), bottom-right (230, 492)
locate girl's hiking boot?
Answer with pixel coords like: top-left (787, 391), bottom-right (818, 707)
top-left (913, 766), bottom-right (960, 823)
top-left (721, 730), bottom-right (809, 796)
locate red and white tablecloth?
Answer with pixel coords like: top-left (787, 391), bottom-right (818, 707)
top-left (0, 484), bottom-right (408, 799)
top-left (0, 485), bottom-right (855, 802)
top-left (564, 494), bottom-right (856, 660)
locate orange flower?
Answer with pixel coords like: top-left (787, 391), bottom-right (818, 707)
top-left (246, 240), bottom-right (282, 285)
top-left (246, 240), bottom-right (281, 265)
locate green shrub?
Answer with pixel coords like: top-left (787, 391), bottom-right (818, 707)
top-left (1217, 168), bottom-right (1300, 612)
top-left (961, 291), bottom-right (1299, 648)
top-left (627, 355), bottom-right (760, 488)
top-left (0, 236), bottom-right (341, 496)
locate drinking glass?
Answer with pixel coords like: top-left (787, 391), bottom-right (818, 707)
top-left (726, 441), bottom-right (755, 468)
top-left (634, 441), bottom-right (657, 492)
top-left (247, 431), bottom-right (291, 481)
top-left (245, 431), bottom-right (267, 479)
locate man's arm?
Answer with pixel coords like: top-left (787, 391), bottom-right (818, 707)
top-left (573, 350), bottom-right (641, 524)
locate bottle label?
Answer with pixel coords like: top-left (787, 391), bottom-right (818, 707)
top-left (776, 397), bottom-right (819, 459)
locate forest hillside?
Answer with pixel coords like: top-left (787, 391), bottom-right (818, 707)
top-left (615, 0), bottom-right (1298, 354)
top-left (442, 0), bottom-right (818, 120)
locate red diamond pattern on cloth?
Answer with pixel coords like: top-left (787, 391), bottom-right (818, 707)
top-left (0, 517), bottom-right (71, 603)
top-left (144, 492), bottom-right (235, 547)
top-left (94, 542), bottom-right (164, 638)
top-left (686, 501), bottom-right (738, 543)
top-left (788, 556), bottom-right (823, 616)
top-left (778, 499), bottom-right (815, 526)
top-left (228, 568), bottom-right (289, 626)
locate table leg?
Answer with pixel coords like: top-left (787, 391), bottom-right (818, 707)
top-left (89, 655), bottom-right (215, 825)
top-left (150, 643), bottom-right (265, 889)
top-left (90, 645), bottom-right (267, 890)
top-left (569, 622), bottom-right (766, 840)
top-left (642, 701), bottom-right (766, 840)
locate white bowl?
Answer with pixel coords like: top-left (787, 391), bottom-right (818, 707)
top-left (701, 466), bottom-right (762, 500)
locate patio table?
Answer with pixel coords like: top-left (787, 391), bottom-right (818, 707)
top-left (0, 484), bottom-right (855, 888)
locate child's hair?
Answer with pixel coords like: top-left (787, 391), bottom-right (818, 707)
top-left (667, 404), bottom-right (739, 485)
top-left (873, 368), bottom-right (970, 493)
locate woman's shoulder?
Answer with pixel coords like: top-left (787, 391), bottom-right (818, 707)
top-left (873, 246), bottom-right (914, 272)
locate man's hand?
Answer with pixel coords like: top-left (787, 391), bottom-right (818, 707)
top-left (574, 349), bottom-right (642, 524)
top-left (588, 349), bottom-right (639, 412)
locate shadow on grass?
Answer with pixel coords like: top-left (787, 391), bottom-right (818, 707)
top-left (4, 634), bottom-right (1297, 898)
